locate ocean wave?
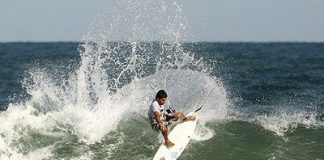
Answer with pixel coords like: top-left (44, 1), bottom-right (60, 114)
top-left (252, 110), bottom-right (323, 136)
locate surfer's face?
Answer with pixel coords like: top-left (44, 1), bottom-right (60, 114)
top-left (157, 97), bottom-right (167, 105)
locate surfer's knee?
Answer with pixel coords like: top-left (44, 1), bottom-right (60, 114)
top-left (173, 112), bottom-right (185, 120)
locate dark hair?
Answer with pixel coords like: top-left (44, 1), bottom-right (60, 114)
top-left (156, 90), bottom-right (168, 99)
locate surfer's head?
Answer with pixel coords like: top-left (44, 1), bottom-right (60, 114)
top-left (155, 90), bottom-right (167, 105)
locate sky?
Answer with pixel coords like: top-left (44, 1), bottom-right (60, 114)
top-left (0, 0), bottom-right (324, 42)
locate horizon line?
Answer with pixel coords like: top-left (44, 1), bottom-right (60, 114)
top-left (1, 40), bottom-right (324, 43)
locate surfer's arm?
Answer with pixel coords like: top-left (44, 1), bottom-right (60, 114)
top-left (154, 111), bottom-right (166, 131)
top-left (154, 111), bottom-right (162, 124)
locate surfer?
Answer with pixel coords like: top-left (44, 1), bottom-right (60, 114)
top-left (148, 90), bottom-right (195, 148)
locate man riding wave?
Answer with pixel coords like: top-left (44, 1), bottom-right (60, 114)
top-left (148, 90), bottom-right (195, 148)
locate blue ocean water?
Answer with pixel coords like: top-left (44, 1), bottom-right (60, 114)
top-left (0, 42), bottom-right (80, 110)
top-left (0, 42), bottom-right (323, 159)
top-left (1, 0), bottom-right (324, 159)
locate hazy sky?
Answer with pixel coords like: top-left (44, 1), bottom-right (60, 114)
top-left (1, 0), bottom-right (323, 42)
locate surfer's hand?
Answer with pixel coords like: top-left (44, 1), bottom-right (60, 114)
top-left (159, 123), bottom-right (166, 131)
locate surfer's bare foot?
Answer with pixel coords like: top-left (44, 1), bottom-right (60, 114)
top-left (165, 140), bottom-right (174, 148)
top-left (183, 115), bottom-right (196, 121)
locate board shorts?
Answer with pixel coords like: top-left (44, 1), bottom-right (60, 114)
top-left (150, 114), bottom-right (175, 131)
top-left (151, 121), bottom-right (171, 131)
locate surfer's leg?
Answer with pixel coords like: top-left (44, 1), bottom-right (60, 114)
top-left (173, 112), bottom-right (195, 121)
top-left (173, 112), bottom-right (186, 121)
top-left (161, 128), bottom-right (174, 148)
top-left (183, 115), bottom-right (196, 121)
top-left (160, 123), bottom-right (174, 148)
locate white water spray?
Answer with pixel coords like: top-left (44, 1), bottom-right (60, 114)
top-left (0, 1), bottom-right (230, 159)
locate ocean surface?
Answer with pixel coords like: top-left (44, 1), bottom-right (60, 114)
top-left (0, 42), bottom-right (323, 160)
top-left (1, 0), bottom-right (324, 159)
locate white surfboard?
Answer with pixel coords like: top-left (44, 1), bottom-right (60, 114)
top-left (153, 112), bottom-right (198, 160)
